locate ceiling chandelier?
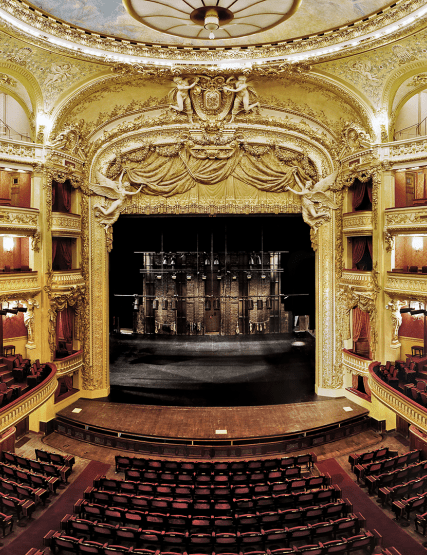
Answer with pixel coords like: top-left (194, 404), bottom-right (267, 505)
top-left (122, 1), bottom-right (302, 40)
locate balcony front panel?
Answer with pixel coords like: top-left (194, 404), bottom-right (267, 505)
top-left (0, 365), bottom-right (57, 432)
top-left (379, 137), bottom-right (427, 166)
top-left (370, 367), bottom-right (427, 433)
top-left (342, 349), bottom-right (371, 376)
top-left (52, 213), bottom-right (81, 236)
top-left (51, 269), bottom-right (84, 291)
top-left (341, 270), bottom-right (374, 290)
top-left (342, 211), bottom-right (373, 235)
top-left (0, 206), bottom-right (39, 234)
top-left (0, 271), bottom-right (40, 296)
top-left (385, 206), bottom-right (427, 234)
top-left (55, 350), bottom-right (83, 377)
top-left (385, 272), bottom-right (427, 298)
top-left (0, 138), bottom-right (43, 166)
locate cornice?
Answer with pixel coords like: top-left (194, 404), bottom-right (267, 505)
top-left (1, 0), bottom-right (427, 66)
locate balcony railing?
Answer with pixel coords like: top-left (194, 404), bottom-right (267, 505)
top-left (341, 270), bottom-right (374, 290)
top-left (0, 138), bottom-right (43, 164)
top-left (385, 271), bottom-right (427, 297)
top-left (0, 363), bottom-right (57, 433)
top-left (51, 270), bottom-right (84, 291)
top-left (54, 350), bottom-right (83, 377)
top-left (343, 349), bottom-right (371, 376)
top-left (342, 211), bottom-right (373, 235)
top-left (385, 206), bottom-right (427, 233)
top-left (0, 206), bottom-right (39, 233)
top-left (0, 271), bottom-right (39, 296)
top-left (52, 213), bottom-right (81, 236)
top-left (379, 136), bottom-right (427, 165)
top-left (369, 363), bottom-right (427, 433)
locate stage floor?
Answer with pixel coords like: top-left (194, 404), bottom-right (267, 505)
top-left (109, 332), bottom-right (315, 406)
top-left (57, 398), bottom-right (367, 441)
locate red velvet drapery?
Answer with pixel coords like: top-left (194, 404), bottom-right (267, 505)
top-left (59, 239), bottom-right (72, 269)
top-left (59, 306), bottom-right (74, 342)
top-left (352, 179), bottom-right (373, 209)
top-left (352, 306), bottom-right (372, 358)
top-left (59, 181), bottom-right (71, 212)
top-left (353, 237), bottom-right (367, 265)
top-left (52, 237), bottom-right (58, 264)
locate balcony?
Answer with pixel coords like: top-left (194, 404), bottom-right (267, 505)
top-left (0, 270), bottom-right (39, 296)
top-left (342, 211), bottom-right (373, 235)
top-left (343, 349), bottom-right (371, 376)
top-left (385, 206), bottom-right (427, 234)
top-left (0, 363), bottom-right (57, 433)
top-left (379, 136), bottom-right (427, 165)
top-left (54, 350), bottom-right (83, 378)
top-left (385, 271), bottom-right (427, 297)
top-left (340, 270), bottom-right (375, 290)
top-left (51, 269), bottom-right (84, 292)
top-left (52, 213), bottom-right (81, 236)
top-left (0, 206), bottom-right (39, 233)
top-left (369, 363), bottom-right (427, 434)
top-left (0, 138), bottom-right (43, 166)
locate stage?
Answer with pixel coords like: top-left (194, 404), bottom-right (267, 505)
top-left (54, 398), bottom-right (371, 458)
top-left (109, 332), bottom-right (315, 406)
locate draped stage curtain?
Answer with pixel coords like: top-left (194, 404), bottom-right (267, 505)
top-left (60, 239), bottom-right (72, 270)
top-left (126, 149), bottom-right (308, 197)
top-left (352, 237), bottom-right (367, 266)
top-left (52, 237), bottom-right (58, 264)
top-left (352, 306), bottom-right (372, 358)
top-left (61, 306), bottom-right (74, 342)
top-left (367, 237), bottom-right (373, 259)
top-left (52, 181), bottom-right (56, 207)
top-left (59, 180), bottom-right (72, 212)
top-left (352, 179), bottom-right (373, 209)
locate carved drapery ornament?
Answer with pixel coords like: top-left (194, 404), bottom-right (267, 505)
top-left (44, 166), bottom-right (84, 230)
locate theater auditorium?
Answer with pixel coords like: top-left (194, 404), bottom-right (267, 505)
top-left (1, 1), bottom-right (427, 554)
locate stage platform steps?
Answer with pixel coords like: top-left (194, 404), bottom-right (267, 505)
top-left (52, 399), bottom-right (380, 458)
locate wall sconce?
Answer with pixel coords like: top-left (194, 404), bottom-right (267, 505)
top-left (3, 236), bottom-right (14, 252)
top-left (412, 236), bottom-right (423, 251)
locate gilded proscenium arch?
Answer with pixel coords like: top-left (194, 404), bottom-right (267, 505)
top-left (122, 0), bottom-right (303, 39)
top-left (83, 125), bottom-right (338, 397)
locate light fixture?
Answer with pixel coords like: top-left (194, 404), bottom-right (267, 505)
top-left (247, 274), bottom-right (252, 279)
top-left (132, 295), bottom-right (140, 311)
top-left (205, 300), bottom-right (211, 311)
top-left (412, 236), bottom-right (423, 251)
top-left (171, 274), bottom-right (177, 280)
top-left (202, 275), bottom-right (206, 280)
top-left (187, 275), bottom-right (192, 280)
top-left (261, 274), bottom-right (266, 279)
top-left (214, 255), bottom-right (219, 265)
top-left (204, 8), bottom-right (219, 40)
top-left (3, 236), bottom-right (13, 252)
top-left (156, 275), bottom-right (162, 280)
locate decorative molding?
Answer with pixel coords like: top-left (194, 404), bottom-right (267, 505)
top-left (342, 349), bottom-right (371, 376)
top-left (0, 366), bottom-right (57, 432)
top-left (0, 273), bottom-right (40, 296)
top-left (379, 137), bottom-right (427, 165)
top-left (385, 207), bottom-right (427, 233)
top-left (0, 138), bottom-right (43, 164)
top-left (51, 270), bottom-right (85, 291)
top-left (342, 211), bottom-right (373, 235)
top-left (0, 206), bottom-right (39, 233)
top-left (385, 272), bottom-right (427, 298)
top-left (54, 351), bottom-right (83, 378)
top-left (370, 367), bottom-right (427, 433)
top-left (51, 213), bottom-right (81, 236)
top-left (340, 270), bottom-right (375, 291)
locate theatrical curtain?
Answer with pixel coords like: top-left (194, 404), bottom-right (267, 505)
top-left (352, 306), bottom-right (372, 358)
top-left (52, 180), bottom-right (56, 207)
top-left (59, 180), bottom-right (72, 212)
top-left (352, 178), bottom-right (373, 209)
top-left (61, 306), bottom-right (74, 342)
top-left (60, 239), bottom-right (72, 270)
top-left (52, 237), bottom-right (58, 264)
top-left (352, 237), bottom-right (373, 267)
top-left (126, 149), bottom-right (309, 197)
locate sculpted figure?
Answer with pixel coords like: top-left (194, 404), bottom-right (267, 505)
top-left (169, 77), bottom-right (199, 123)
top-left (223, 76), bottom-right (259, 122)
top-left (386, 300), bottom-right (406, 345)
top-left (43, 62), bottom-right (74, 88)
top-left (285, 170), bottom-right (338, 228)
top-left (90, 170), bottom-right (144, 228)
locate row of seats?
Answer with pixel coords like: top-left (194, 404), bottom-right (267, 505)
top-left (0, 475), bottom-right (49, 506)
top-left (116, 454), bottom-right (316, 474)
top-left (378, 474), bottom-right (427, 506)
top-left (3, 450), bottom-right (72, 482)
top-left (44, 528), bottom-right (382, 555)
top-left (364, 459), bottom-right (427, 496)
top-left (80, 486), bottom-right (339, 516)
top-left (353, 449), bottom-right (420, 482)
top-left (75, 498), bottom-right (349, 530)
top-left (121, 472), bottom-right (326, 492)
top-left (0, 461), bottom-right (61, 493)
top-left (35, 448), bottom-right (75, 469)
top-left (0, 490), bottom-right (35, 521)
top-left (348, 446), bottom-right (395, 470)
top-left (392, 489), bottom-right (427, 521)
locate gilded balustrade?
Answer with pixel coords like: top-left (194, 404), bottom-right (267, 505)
top-left (385, 206), bottom-right (427, 234)
top-left (51, 270), bottom-right (84, 291)
top-left (0, 364), bottom-right (57, 433)
top-left (0, 271), bottom-right (40, 296)
top-left (54, 350), bottom-right (83, 377)
top-left (0, 206), bottom-right (39, 234)
top-left (0, 138), bottom-right (43, 165)
top-left (51, 213), bottom-right (81, 236)
top-left (369, 364), bottom-right (427, 434)
top-left (385, 271), bottom-right (427, 298)
top-left (342, 349), bottom-right (371, 376)
top-left (379, 137), bottom-right (427, 165)
top-left (340, 270), bottom-right (374, 290)
top-left (342, 211), bottom-right (373, 235)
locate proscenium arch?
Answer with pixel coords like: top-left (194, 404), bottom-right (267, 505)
top-left (82, 125), bottom-right (340, 399)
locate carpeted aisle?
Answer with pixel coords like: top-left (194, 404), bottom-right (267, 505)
top-left (2, 460), bottom-right (110, 555)
top-left (316, 458), bottom-right (427, 555)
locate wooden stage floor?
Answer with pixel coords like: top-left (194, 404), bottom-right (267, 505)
top-left (57, 398), bottom-right (368, 441)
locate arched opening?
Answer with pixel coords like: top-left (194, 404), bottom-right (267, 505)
top-left (0, 92), bottom-right (31, 141)
top-left (394, 89), bottom-right (427, 141)
top-left (108, 214), bottom-right (315, 406)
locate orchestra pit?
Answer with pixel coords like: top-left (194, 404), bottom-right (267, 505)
top-left (1, 1), bottom-right (427, 554)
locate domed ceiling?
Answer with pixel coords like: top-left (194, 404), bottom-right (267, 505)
top-left (27, 0), bottom-right (395, 46)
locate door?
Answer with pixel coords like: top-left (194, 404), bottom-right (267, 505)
top-left (204, 275), bottom-right (221, 333)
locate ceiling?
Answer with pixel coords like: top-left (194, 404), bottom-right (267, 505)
top-left (27, 0), bottom-right (395, 46)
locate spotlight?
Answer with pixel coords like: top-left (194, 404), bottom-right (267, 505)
top-left (247, 274), bottom-right (252, 279)
top-left (17, 307), bottom-right (27, 312)
top-left (171, 274), bottom-right (177, 280)
top-left (400, 308), bottom-right (412, 313)
top-left (132, 295), bottom-right (140, 311)
top-left (217, 275), bottom-right (221, 280)
top-left (187, 275), bottom-right (192, 280)
top-left (411, 309), bottom-right (426, 315)
top-left (249, 255), bottom-right (255, 265)
top-left (261, 274), bottom-right (266, 279)
top-left (5, 308), bottom-right (18, 314)
top-left (156, 275), bottom-right (162, 280)
top-left (214, 255), bottom-right (219, 265)
top-left (202, 275), bottom-right (207, 280)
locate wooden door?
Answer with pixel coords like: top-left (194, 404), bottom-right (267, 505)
top-left (204, 275), bottom-right (220, 333)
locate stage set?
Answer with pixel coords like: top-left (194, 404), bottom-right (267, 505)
top-left (108, 215), bottom-right (315, 407)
